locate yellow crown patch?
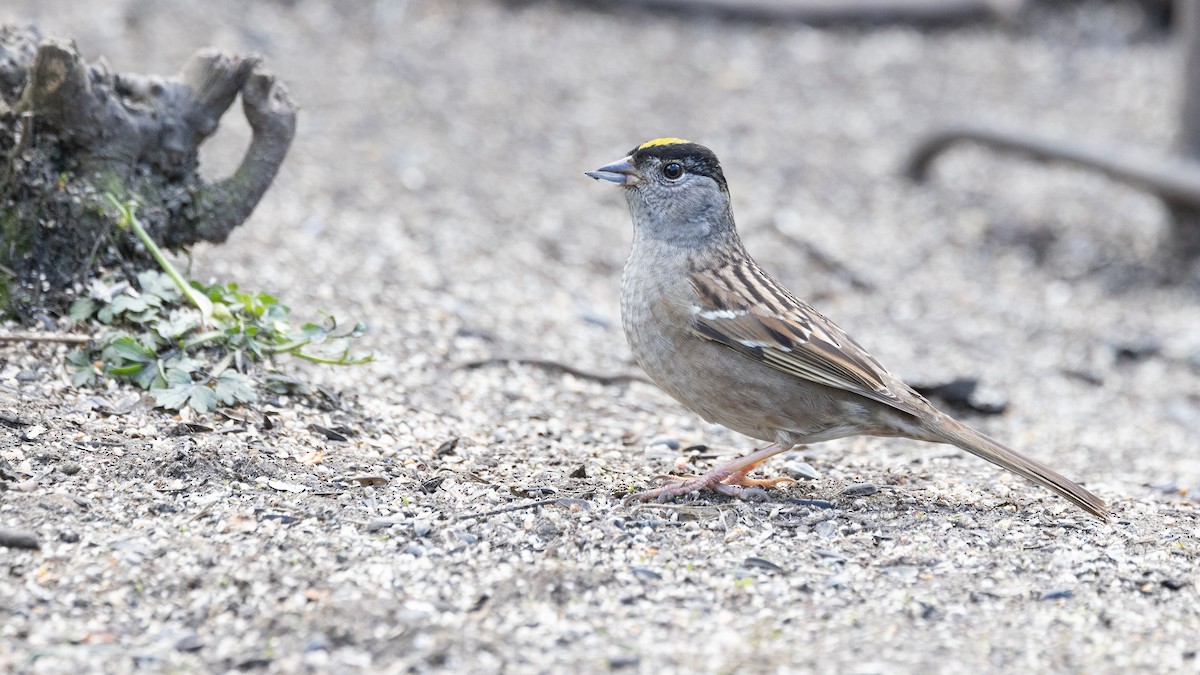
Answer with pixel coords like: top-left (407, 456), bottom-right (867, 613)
top-left (637, 137), bottom-right (690, 150)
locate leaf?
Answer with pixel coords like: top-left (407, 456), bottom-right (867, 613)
top-left (101, 335), bottom-right (160, 389)
top-left (151, 384), bottom-right (191, 411)
top-left (164, 356), bottom-right (204, 374)
top-left (156, 308), bottom-right (202, 340)
top-left (185, 386), bottom-right (218, 412)
top-left (214, 371), bottom-right (257, 406)
top-left (130, 363), bottom-right (161, 390)
top-left (181, 330), bottom-right (225, 350)
top-left (126, 308), bottom-right (162, 325)
top-left (106, 335), bottom-right (156, 363)
top-left (136, 270), bottom-right (182, 303)
top-left (292, 321), bottom-right (330, 343)
top-left (109, 292), bottom-right (160, 317)
top-left (240, 291), bottom-right (279, 320)
top-left (68, 297), bottom-right (98, 322)
top-left (152, 368), bottom-right (218, 412)
top-left (60, 220), bottom-right (372, 406)
top-left (65, 349), bottom-right (98, 387)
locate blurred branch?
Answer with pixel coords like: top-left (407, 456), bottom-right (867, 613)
top-left (905, 124), bottom-right (1200, 206)
top-left (905, 0), bottom-right (1200, 271)
top-left (558, 0), bottom-right (1025, 25)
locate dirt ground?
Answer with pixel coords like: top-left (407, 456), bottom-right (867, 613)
top-left (3, 0), bottom-right (1200, 672)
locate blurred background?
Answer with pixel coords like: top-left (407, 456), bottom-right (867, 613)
top-left (4, 0), bottom-right (1200, 669)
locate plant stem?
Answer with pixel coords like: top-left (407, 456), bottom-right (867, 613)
top-left (106, 194), bottom-right (214, 323)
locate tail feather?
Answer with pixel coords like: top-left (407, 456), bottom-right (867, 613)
top-left (926, 415), bottom-right (1109, 520)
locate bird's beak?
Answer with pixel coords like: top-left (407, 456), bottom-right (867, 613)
top-left (586, 156), bottom-right (640, 186)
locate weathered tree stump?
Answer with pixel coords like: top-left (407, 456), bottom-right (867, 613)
top-left (0, 25), bottom-right (296, 320)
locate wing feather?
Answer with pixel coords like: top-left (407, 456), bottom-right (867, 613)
top-left (688, 260), bottom-right (923, 417)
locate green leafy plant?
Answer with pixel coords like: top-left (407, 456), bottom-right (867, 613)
top-left (65, 198), bottom-right (372, 413)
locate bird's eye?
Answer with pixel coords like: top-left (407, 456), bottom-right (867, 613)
top-left (662, 162), bottom-right (684, 180)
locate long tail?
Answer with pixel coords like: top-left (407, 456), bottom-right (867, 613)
top-left (924, 414), bottom-right (1109, 520)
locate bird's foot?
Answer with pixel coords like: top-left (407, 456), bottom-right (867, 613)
top-left (624, 467), bottom-right (795, 504)
top-left (622, 472), bottom-right (732, 503)
top-left (722, 469), bottom-right (798, 490)
top-left (622, 442), bottom-right (794, 504)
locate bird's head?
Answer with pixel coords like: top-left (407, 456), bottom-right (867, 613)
top-left (587, 138), bottom-right (734, 245)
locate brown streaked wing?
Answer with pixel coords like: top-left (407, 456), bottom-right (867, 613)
top-left (688, 262), bottom-right (923, 417)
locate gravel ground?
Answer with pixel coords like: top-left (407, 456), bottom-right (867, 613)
top-left (3, 0), bottom-right (1200, 672)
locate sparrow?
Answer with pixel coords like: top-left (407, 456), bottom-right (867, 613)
top-left (587, 137), bottom-right (1108, 519)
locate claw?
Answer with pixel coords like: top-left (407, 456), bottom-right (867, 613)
top-left (624, 441), bottom-right (797, 504)
top-left (725, 474), bottom-right (797, 489)
top-left (712, 483), bottom-right (770, 500)
top-left (651, 473), bottom-right (699, 483)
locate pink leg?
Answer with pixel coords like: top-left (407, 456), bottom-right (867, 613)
top-left (626, 442), bottom-right (795, 503)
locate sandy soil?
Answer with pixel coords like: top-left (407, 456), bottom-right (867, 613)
top-left (2, 0), bottom-right (1199, 672)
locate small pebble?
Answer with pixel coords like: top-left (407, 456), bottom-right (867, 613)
top-left (59, 461), bottom-right (82, 475)
top-left (815, 520), bottom-right (840, 539)
top-left (608, 655), bottom-right (640, 670)
top-left (789, 498), bottom-right (835, 509)
top-left (825, 574), bottom-right (848, 589)
top-left (742, 557), bottom-right (787, 574)
top-left (262, 514), bottom-right (298, 525)
top-left (784, 461), bottom-right (821, 480)
top-left (631, 567), bottom-right (662, 581)
top-left (814, 549), bottom-right (846, 562)
top-left (338, 474), bottom-right (388, 486)
top-left (842, 484), bottom-right (878, 497)
top-left (174, 632), bottom-right (203, 652)
top-left (880, 565), bottom-right (919, 580)
top-left (304, 633), bottom-right (331, 653)
top-left (267, 479), bottom-right (307, 493)
top-left (21, 424), bottom-right (47, 441)
top-left (0, 527), bottom-right (39, 550)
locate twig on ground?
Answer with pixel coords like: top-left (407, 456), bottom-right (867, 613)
top-left (459, 357), bottom-right (651, 386)
top-left (457, 497), bottom-right (591, 522)
top-left (186, 500), bottom-right (220, 524)
top-left (0, 331), bottom-right (91, 345)
top-left (763, 221), bottom-right (876, 291)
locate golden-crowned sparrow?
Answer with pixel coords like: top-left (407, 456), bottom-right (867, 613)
top-left (587, 138), bottom-right (1108, 519)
